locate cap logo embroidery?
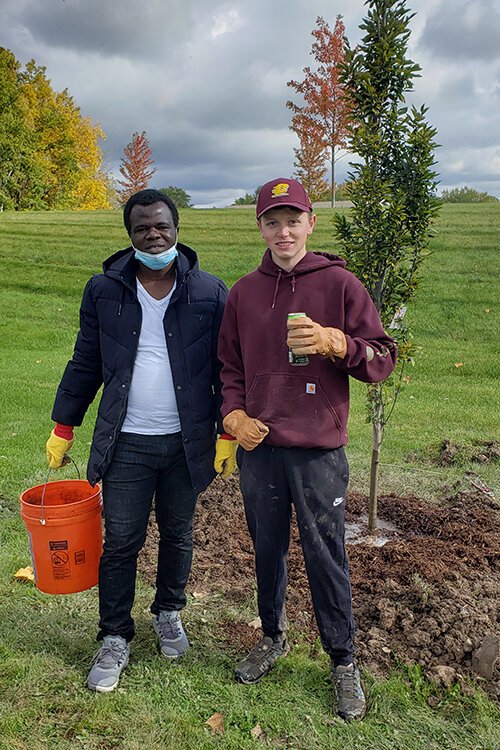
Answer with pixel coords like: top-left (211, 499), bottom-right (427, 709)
top-left (271, 183), bottom-right (290, 198)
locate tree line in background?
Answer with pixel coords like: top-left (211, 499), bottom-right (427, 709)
top-left (2, 44), bottom-right (496, 213)
top-left (0, 48), bottom-right (113, 211)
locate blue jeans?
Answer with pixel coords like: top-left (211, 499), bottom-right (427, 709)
top-left (97, 432), bottom-right (196, 642)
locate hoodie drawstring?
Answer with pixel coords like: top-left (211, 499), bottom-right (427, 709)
top-left (271, 271), bottom-right (296, 308)
top-left (271, 270), bottom-right (282, 309)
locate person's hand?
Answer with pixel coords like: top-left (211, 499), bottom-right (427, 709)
top-left (214, 436), bottom-right (238, 478)
top-left (222, 410), bottom-right (269, 451)
top-left (46, 429), bottom-right (74, 469)
top-left (287, 315), bottom-right (347, 359)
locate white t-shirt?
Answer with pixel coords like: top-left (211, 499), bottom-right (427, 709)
top-left (121, 277), bottom-right (181, 434)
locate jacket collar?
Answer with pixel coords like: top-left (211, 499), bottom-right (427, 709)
top-left (103, 243), bottom-right (199, 288)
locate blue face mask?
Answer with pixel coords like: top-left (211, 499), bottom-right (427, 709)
top-left (133, 242), bottom-right (178, 270)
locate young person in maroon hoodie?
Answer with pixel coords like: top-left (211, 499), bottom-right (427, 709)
top-left (216, 177), bottom-right (397, 721)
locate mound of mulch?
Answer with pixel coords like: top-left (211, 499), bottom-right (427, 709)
top-left (138, 474), bottom-right (499, 699)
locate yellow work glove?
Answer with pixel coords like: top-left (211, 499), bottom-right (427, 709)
top-left (214, 436), bottom-right (238, 478)
top-left (45, 429), bottom-right (74, 469)
top-left (222, 409), bottom-right (269, 452)
top-left (287, 315), bottom-right (347, 359)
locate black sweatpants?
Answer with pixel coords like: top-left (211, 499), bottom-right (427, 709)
top-left (238, 443), bottom-right (355, 666)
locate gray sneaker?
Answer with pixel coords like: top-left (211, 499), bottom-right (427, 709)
top-left (87, 635), bottom-right (130, 693)
top-left (235, 635), bottom-right (290, 684)
top-left (153, 610), bottom-right (189, 658)
top-left (332, 663), bottom-right (366, 721)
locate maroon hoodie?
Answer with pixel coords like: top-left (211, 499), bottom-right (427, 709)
top-left (218, 249), bottom-right (397, 449)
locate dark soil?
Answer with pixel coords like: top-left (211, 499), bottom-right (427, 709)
top-left (138, 474), bottom-right (500, 699)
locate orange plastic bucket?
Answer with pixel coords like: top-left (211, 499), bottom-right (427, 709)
top-left (20, 479), bottom-right (103, 595)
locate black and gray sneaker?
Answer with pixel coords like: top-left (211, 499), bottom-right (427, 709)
top-left (332, 663), bottom-right (366, 721)
top-left (87, 635), bottom-right (130, 693)
top-left (235, 636), bottom-right (290, 684)
top-left (153, 610), bottom-right (189, 658)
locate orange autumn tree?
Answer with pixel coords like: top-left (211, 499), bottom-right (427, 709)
top-left (287, 15), bottom-right (351, 207)
top-left (118, 131), bottom-right (157, 204)
top-left (291, 114), bottom-right (330, 201)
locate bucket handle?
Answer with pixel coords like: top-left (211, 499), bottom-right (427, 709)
top-left (40, 457), bottom-right (81, 525)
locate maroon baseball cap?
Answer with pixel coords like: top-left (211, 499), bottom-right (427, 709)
top-left (256, 177), bottom-right (313, 218)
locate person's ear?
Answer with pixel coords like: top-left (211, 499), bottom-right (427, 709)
top-left (307, 213), bottom-right (317, 234)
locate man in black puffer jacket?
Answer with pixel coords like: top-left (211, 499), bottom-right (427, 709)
top-left (45, 189), bottom-right (235, 692)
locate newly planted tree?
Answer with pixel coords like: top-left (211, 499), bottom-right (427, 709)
top-left (287, 16), bottom-right (351, 207)
top-left (118, 131), bottom-right (156, 204)
top-left (334, 0), bottom-right (439, 528)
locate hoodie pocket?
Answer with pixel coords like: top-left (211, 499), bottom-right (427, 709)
top-left (245, 372), bottom-right (342, 439)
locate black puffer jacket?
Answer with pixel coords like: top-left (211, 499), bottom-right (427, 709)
top-left (52, 243), bottom-right (227, 493)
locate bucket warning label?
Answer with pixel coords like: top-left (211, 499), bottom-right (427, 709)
top-left (49, 540), bottom-right (68, 551)
top-left (74, 550), bottom-right (86, 565)
top-left (51, 550), bottom-right (70, 579)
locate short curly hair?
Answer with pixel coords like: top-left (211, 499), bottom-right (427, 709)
top-left (123, 189), bottom-right (179, 234)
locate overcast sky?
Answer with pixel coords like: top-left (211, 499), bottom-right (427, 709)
top-left (2, 0), bottom-right (500, 206)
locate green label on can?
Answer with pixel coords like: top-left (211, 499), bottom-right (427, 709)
top-left (287, 313), bottom-right (309, 366)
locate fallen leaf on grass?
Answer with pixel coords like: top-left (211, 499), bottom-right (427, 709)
top-left (205, 712), bottom-right (224, 736)
top-left (192, 591), bottom-right (209, 599)
top-left (248, 617), bottom-right (262, 630)
top-left (454, 362), bottom-right (464, 368)
top-left (251, 724), bottom-right (262, 738)
top-left (14, 566), bottom-right (34, 582)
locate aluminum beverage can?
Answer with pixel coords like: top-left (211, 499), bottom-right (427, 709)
top-left (287, 312), bottom-right (309, 366)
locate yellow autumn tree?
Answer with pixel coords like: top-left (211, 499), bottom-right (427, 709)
top-left (14, 56), bottom-right (112, 210)
top-left (68, 113), bottom-right (112, 210)
top-left (20, 62), bottom-right (76, 208)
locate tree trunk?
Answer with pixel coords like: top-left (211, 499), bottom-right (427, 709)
top-left (331, 146), bottom-right (336, 209)
top-left (368, 383), bottom-right (384, 531)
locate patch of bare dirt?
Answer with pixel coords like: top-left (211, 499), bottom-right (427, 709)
top-left (138, 474), bottom-right (500, 699)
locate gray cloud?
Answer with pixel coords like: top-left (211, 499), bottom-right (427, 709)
top-left (1, 0), bottom-right (499, 203)
top-left (421, 0), bottom-right (500, 61)
top-left (9, 0), bottom-right (211, 59)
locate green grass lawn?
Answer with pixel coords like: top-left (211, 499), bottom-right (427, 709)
top-left (0, 204), bottom-right (499, 749)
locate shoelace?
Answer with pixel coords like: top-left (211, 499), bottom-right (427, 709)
top-left (335, 669), bottom-right (357, 697)
top-left (251, 638), bottom-right (281, 660)
top-left (95, 641), bottom-right (127, 668)
top-left (158, 616), bottom-right (182, 639)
